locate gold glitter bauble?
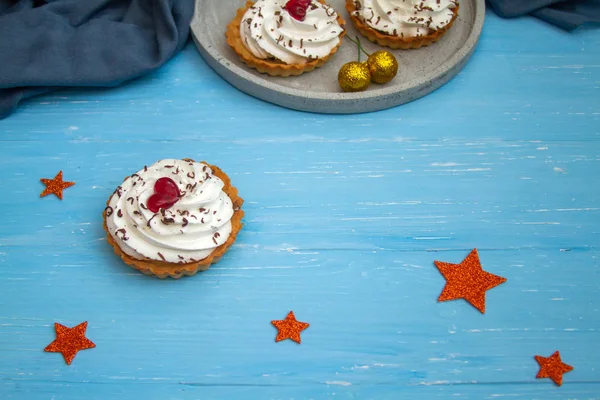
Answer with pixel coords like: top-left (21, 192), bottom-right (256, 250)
top-left (367, 51), bottom-right (398, 84)
top-left (338, 62), bottom-right (371, 92)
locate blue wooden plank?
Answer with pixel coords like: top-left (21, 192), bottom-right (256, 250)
top-left (1, 10), bottom-right (599, 400)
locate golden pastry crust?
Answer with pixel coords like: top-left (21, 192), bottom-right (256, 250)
top-left (104, 160), bottom-right (244, 279)
top-left (226, 0), bottom-right (346, 77)
top-left (345, 0), bottom-right (459, 49)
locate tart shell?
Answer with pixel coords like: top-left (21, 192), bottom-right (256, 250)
top-left (104, 160), bottom-right (244, 279)
top-left (226, 0), bottom-right (346, 77)
top-left (345, 0), bottom-right (459, 50)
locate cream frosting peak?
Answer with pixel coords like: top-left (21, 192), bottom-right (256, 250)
top-left (106, 159), bottom-right (235, 264)
top-left (240, 0), bottom-right (344, 64)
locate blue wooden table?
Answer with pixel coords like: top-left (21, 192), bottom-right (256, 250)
top-left (1, 9), bottom-right (599, 400)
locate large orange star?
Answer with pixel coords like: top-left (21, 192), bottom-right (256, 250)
top-left (40, 171), bottom-right (75, 200)
top-left (434, 248), bottom-right (506, 313)
top-left (44, 321), bottom-right (96, 365)
top-left (535, 351), bottom-right (573, 386)
top-left (271, 311), bottom-right (309, 344)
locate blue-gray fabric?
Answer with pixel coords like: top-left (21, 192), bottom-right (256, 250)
top-left (488, 0), bottom-right (600, 30)
top-left (0, 0), bottom-right (194, 119)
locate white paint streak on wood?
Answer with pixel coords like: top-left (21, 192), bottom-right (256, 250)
top-left (325, 381), bottom-right (352, 386)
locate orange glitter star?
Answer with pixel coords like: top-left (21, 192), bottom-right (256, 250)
top-left (535, 351), bottom-right (573, 386)
top-left (271, 311), bottom-right (309, 344)
top-left (44, 321), bottom-right (96, 365)
top-left (40, 171), bottom-right (75, 200)
top-left (434, 248), bottom-right (506, 313)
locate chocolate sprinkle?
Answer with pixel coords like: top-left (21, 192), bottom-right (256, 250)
top-left (115, 228), bottom-right (129, 241)
top-left (105, 206), bottom-right (114, 217)
top-left (147, 214), bottom-right (157, 228)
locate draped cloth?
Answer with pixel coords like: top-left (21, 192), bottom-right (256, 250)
top-left (0, 0), bottom-right (195, 119)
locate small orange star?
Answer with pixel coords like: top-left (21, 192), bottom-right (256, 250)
top-left (40, 171), bottom-right (75, 200)
top-left (535, 351), bottom-right (573, 386)
top-left (44, 321), bottom-right (95, 365)
top-left (271, 311), bottom-right (309, 344)
top-left (434, 248), bottom-right (506, 313)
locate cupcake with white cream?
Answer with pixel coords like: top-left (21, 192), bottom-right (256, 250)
top-left (346, 0), bottom-right (459, 49)
top-left (103, 159), bottom-right (244, 279)
top-left (226, 0), bottom-right (346, 76)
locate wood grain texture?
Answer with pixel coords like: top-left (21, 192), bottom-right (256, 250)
top-left (1, 9), bottom-right (599, 400)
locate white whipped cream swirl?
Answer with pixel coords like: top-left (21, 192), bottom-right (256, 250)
top-left (240, 0), bottom-right (344, 64)
top-left (352, 0), bottom-right (457, 37)
top-left (106, 159), bottom-right (235, 264)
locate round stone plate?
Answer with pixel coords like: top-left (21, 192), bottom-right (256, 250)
top-left (191, 0), bottom-right (484, 114)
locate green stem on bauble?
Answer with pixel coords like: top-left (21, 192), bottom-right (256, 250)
top-left (346, 36), bottom-right (371, 60)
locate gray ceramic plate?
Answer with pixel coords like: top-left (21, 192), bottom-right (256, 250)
top-left (191, 0), bottom-right (484, 114)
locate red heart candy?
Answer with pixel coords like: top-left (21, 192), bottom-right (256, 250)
top-left (147, 193), bottom-right (179, 213)
top-left (154, 177), bottom-right (180, 198)
top-left (285, 0), bottom-right (309, 21)
top-left (147, 177), bottom-right (180, 213)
